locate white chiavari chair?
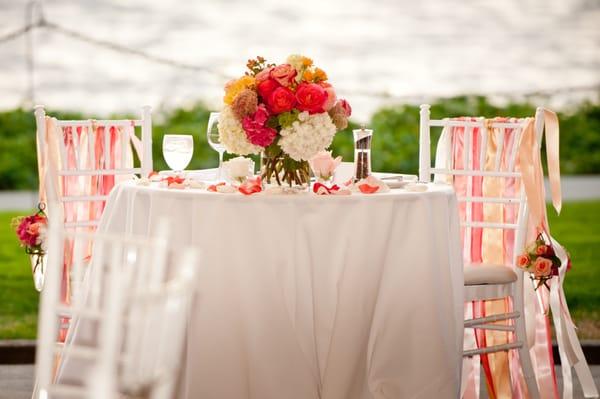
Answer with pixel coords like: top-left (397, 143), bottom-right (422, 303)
top-left (33, 221), bottom-right (197, 399)
top-left (34, 105), bottom-right (153, 229)
top-left (34, 105), bottom-right (153, 304)
top-left (419, 104), bottom-right (542, 399)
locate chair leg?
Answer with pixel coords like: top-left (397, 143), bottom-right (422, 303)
top-left (513, 284), bottom-right (540, 399)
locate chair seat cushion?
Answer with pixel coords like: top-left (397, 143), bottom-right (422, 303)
top-left (464, 263), bottom-right (518, 285)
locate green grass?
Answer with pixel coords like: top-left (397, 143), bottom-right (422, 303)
top-left (548, 201), bottom-right (600, 338)
top-left (0, 210), bottom-right (40, 339)
top-left (0, 201), bottom-right (598, 339)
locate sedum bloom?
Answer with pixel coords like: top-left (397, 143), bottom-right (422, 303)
top-left (231, 89), bottom-right (258, 120)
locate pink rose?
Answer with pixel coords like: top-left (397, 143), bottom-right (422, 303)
top-left (533, 257), bottom-right (553, 277)
top-left (321, 85), bottom-right (337, 111)
top-left (516, 254), bottom-right (530, 268)
top-left (338, 99), bottom-right (352, 117)
top-left (257, 79), bottom-right (280, 100)
top-left (296, 83), bottom-right (328, 114)
top-left (268, 87), bottom-right (296, 114)
top-left (270, 64), bottom-right (297, 87)
top-left (309, 151), bottom-right (342, 180)
top-left (255, 67), bottom-right (274, 84)
top-left (242, 105), bottom-right (277, 147)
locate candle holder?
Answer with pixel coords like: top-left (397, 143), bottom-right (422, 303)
top-left (353, 127), bottom-right (373, 181)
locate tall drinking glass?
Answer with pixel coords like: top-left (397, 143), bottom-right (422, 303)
top-left (206, 112), bottom-right (226, 180)
top-left (162, 134), bottom-right (193, 175)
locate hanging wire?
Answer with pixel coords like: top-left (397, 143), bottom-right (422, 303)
top-left (42, 21), bottom-right (232, 80)
top-left (0, 2), bottom-right (598, 104)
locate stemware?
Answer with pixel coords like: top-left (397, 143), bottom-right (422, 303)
top-left (162, 134), bottom-right (194, 174)
top-left (206, 112), bottom-right (226, 180)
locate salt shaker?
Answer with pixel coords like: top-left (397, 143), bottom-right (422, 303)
top-left (353, 127), bottom-right (373, 181)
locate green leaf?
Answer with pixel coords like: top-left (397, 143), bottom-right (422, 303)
top-left (277, 110), bottom-right (300, 128)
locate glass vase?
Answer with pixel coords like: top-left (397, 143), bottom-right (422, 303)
top-left (260, 153), bottom-right (310, 191)
top-left (29, 251), bottom-right (46, 292)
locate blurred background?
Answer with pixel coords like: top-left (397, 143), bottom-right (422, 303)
top-left (0, 0), bottom-right (598, 339)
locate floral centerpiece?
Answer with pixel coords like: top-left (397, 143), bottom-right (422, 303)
top-left (217, 55), bottom-right (351, 188)
top-left (516, 233), bottom-right (568, 290)
top-left (12, 204), bottom-right (48, 291)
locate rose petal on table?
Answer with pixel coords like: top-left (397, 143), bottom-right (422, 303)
top-left (313, 182), bottom-right (332, 195)
top-left (207, 182), bottom-right (227, 192)
top-left (239, 177), bottom-right (262, 195)
top-left (168, 182), bottom-right (186, 189)
top-left (358, 184), bottom-right (380, 194)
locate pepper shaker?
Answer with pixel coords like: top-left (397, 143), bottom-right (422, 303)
top-left (353, 126), bottom-right (373, 182)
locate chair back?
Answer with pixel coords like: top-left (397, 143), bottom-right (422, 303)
top-left (34, 105), bottom-right (153, 229)
top-left (418, 104), bottom-right (545, 268)
top-left (34, 223), bottom-right (196, 399)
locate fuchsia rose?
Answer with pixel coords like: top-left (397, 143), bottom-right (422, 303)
top-left (257, 79), bottom-right (280, 100)
top-left (516, 254), bottom-right (530, 268)
top-left (16, 215), bottom-right (47, 247)
top-left (533, 257), bottom-right (553, 277)
top-left (270, 64), bottom-right (297, 87)
top-left (268, 87), bottom-right (296, 114)
top-left (296, 83), bottom-right (328, 114)
top-left (242, 105), bottom-right (277, 147)
top-left (255, 67), bottom-right (274, 83)
top-left (338, 99), bottom-right (352, 117)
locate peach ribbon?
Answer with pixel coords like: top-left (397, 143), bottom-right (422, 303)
top-left (519, 111), bottom-right (598, 399)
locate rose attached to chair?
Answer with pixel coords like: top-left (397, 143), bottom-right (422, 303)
top-left (516, 232), bottom-right (566, 289)
top-left (12, 204), bottom-right (48, 291)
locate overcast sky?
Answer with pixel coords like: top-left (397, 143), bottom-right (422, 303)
top-left (0, 0), bottom-right (598, 120)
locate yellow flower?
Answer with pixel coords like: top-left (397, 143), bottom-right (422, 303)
top-left (286, 54), bottom-right (313, 72)
top-left (224, 75), bottom-right (256, 105)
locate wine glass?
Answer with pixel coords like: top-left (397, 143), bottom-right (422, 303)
top-left (162, 134), bottom-right (193, 175)
top-left (206, 112), bottom-right (226, 180)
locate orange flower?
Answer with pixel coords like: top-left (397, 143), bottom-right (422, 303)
top-left (303, 69), bottom-right (315, 82)
top-left (516, 254), bottom-right (530, 268)
top-left (314, 68), bottom-right (328, 81)
top-left (302, 57), bottom-right (313, 67)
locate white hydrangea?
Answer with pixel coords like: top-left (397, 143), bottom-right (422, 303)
top-left (218, 106), bottom-right (262, 156)
top-left (279, 112), bottom-right (337, 161)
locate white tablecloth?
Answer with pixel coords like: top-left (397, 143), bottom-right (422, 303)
top-left (98, 180), bottom-right (464, 399)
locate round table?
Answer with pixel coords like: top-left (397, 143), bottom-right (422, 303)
top-left (98, 179), bottom-right (464, 399)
